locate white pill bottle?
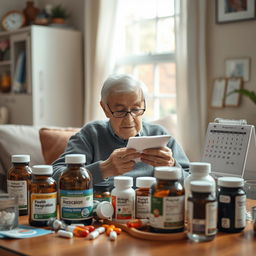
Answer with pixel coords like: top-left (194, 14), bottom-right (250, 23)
top-left (111, 176), bottom-right (135, 223)
top-left (184, 162), bottom-right (216, 219)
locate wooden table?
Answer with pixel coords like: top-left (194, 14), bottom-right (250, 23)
top-left (1, 205), bottom-right (256, 256)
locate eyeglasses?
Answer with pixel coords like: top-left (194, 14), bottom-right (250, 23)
top-left (107, 101), bottom-right (146, 118)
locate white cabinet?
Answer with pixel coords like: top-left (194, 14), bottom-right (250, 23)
top-left (0, 25), bottom-right (83, 127)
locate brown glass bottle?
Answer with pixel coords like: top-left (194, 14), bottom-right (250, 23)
top-left (7, 155), bottom-right (32, 216)
top-left (59, 154), bottom-right (93, 225)
top-left (150, 167), bottom-right (185, 233)
top-left (29, 165), bottom-right (57, 227)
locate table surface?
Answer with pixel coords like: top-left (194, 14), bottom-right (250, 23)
top-left (0, 203), bottom-right (256, 256)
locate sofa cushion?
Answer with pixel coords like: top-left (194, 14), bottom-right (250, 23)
top-left (39, 127), bottom-right (80, 164)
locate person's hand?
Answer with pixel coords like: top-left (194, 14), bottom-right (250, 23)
top-left (100, 148), bottom-right (141, 177)
top-left (140, 146), bottom-right (175, 167)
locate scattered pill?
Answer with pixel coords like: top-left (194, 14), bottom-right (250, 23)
top-left (88, 230), bottom-right (100, 240)
top-left (57, 230), bottom-right (73, 239)
top-left (95, 227), bottom-right (105, 234)
top-left (109, 231), bottom-right (117, 241)
top-left (113, 227), bottom-right (122, 235)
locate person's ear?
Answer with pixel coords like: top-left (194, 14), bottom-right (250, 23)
top-left (100, 101), bottom-right (111, 118)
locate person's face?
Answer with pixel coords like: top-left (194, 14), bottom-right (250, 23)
top-left (101, 89), bottom-right (145, 140)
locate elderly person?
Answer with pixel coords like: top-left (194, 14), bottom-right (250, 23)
top-left (52, 74), bottom-right (189, 185)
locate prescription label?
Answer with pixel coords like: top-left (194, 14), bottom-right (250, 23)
top-left (31, 192), bottom-right (57, 220)
top-left (112, 195), bottom-right (134, 220)
top-left (7, 180), bottom-right (28, 210)
top-left (60, 189), bottom-right (93, 220)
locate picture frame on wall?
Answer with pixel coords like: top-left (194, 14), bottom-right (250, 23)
top-left (211, 78), bottom-right (227, 108)
top-left (225, 77), bottom-right (243, 107)
top-left (225, 58), bottom-right (250, 82)
top-left (216, 0), bottom-right (256, 24)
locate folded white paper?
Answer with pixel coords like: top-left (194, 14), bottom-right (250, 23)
top-left (127, 135), bottom-right (171, 162)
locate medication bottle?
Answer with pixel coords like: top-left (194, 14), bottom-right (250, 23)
top-left (217, 177), bottom-right (246, 233)
top-left (150, 166), bottom-right (185, 233)
top-left (93, 180), bottom-right (112, 202)
top-left (93, 200), bottom-right (114, 220)
top-left (184, 162), bottom-right (216, 220)
top-left (29, 165), bottom-right (57, 227)
top-left (111, 176), bottom-right (135, 223)
top-left (135, 177), bottom-right (156, 219)
top-left (59, 154), bottom-right (93, 225)
top-left (7, 155), bottom-right (32, 216)
top-left (187, 181), bottom-right (217, 242)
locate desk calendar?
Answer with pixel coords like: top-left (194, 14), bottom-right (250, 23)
top-left (202, 119), bottom-right (256, 179)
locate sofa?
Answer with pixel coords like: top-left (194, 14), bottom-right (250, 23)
top-left (0, 115), bottom-right (177, 192)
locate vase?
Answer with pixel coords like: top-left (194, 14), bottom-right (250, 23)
top-left (23, 1), bottom-right (39, 25)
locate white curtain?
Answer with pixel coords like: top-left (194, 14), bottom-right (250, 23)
top-left (84, 0), bottom-right (118, 123)
top-left (175, 0), bottom-right (207, 161)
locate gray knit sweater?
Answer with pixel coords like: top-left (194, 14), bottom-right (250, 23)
top-left (52, 120), bottom-right (190, 185)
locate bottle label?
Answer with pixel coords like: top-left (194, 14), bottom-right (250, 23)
top-left (235, 195), bottom-right (246, 228)
top-left (219, 195), bottom-right (231, 203)
top-left (112, 195), bottom-right (134, 220)
top-left (150, 196), bottom-right (184, 229)
top-left (7, 180), bottom-right (27, 210)
top-left (93, 196), bottom-right (111, 202)
top-left (221, 218), bottom-right (230, 228)
top-left (31, 192), bottom-right (57, 220)
top-left (60, 189), bottom-right (93, 220)
top-left (136, 195), bottom-right (150, 219)
top-left (188, 201), bottom-right (217, 236)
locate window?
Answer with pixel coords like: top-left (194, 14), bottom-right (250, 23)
top-left (115, 0), bottom-right (177, 123)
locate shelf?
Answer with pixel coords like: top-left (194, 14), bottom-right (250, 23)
top-left (0, 60), bottom-right (11, 66)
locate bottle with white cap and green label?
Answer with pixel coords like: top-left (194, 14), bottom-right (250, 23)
top-left (7, 155), bottom-right (32, 216)
top-left (29, 165), bottom-right (57, 227)
top-left (59, 154), bottom-right (93, 225)
top-left (150, 166), bottom-right (185, 233)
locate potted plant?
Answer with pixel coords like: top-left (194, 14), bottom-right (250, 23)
top-left (230, 89), bottom-right (256, 105)
top-left (50, 4), bottom-right (69, 24)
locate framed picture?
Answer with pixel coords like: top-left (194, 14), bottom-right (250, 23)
top-left (216, 0), bottom-right (256, 23)
top-left (225, 58), bottom-right (250, 82)
top-left (211, 78), bottom-right (227, 108)
top-left (225, 77), bottom-right (243, 106)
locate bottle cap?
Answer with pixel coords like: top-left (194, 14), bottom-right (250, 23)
top-left (217, 177), bottom-right (244, 187)
top-left (65, 154), bottom-right (86, 164)
top-left (94, 181), bottom-right (112, 192)
top-left (32, 165), bottom-right (53, 175)
top-left (95, 201), bottom-right (114, 219)
top-left (136, 177), bottom-right (156, 188)
top-left (189, 162), bottom-right (211, 175)
top-left (154, 166), bottom-right (181, 180)
top-left (12, 155), bottom-right (30, 163)
top-left (114, 176), bottom-right (133, 188)
top-left (190, 181), bottom-right (213, 193)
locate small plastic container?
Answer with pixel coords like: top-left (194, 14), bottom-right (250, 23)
top-left (0, 194), bottom-right (19, 230)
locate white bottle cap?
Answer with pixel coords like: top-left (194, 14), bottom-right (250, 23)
top-left (154, 166), bottom-right (181, 180)
top-left (136, 177), bottom-right (156, 188)
top-left (217, 177), bottom-right (244, 188)
top-left (190, 181), bottom-right (213, 193)
top-left (189, 162), bottom-right (211, 175)
top-left (12, 155), bottom-right (30, 163)
top-left (114, 176), bottom-right (133, 188)
top-left (65, 154), bottom-right (86, 164)
top-left (95, 201), bottom-right (114, 219)
top-left (32, 165), bottom-right (53, 175)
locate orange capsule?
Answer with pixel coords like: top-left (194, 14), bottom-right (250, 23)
top-left (83, 225), bottom-right (95, 232)
top-left (109, 225), bottom-right (116, 229)
top-left (102, 224), bottom-right (109, 229)
top-left (106, 227), bottom-right (114, 236)
top-left (113, 227), bottom-right (122, 235)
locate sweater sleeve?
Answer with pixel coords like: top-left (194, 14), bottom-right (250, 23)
top-left (52, 130), bottom-right (103, 184)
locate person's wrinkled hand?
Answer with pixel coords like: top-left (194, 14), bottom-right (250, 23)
top-left (140, 146), bottom-right (175, 167)
top-left (101, 148), bottom-right (141, 177)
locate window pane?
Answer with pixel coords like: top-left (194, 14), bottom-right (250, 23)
top-left (159, 97), bottom-right (176, 117)
top-left (157, 0), bottom-right (175, 17)
top-left (134, 64), bottom-right (154, 95)
top-left (116, 65), bottom-right (133, 74)
top-left (159, 63), bottom-right (176, 94)
top-left (143, 98), bottom-right (154, 120)
top-left (157, 17), bottom-right (175, 53)
top-left (139, 20), bottom-right (156, 54)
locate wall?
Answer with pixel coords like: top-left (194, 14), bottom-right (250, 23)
top-left (207, 1), bottom-right (256, 126)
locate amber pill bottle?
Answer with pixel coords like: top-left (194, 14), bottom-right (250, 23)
top-left (7, 155), bottom-right (32, 216)
top-left (150, 166), bottom-right (185, 233)
top-left (29, 165), bottom-right (57, 227)
top-left (59, 154), bottom-right (93, 225)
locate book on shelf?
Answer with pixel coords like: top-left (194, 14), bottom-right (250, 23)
top-left (12, 51), bottom-right (26, 93)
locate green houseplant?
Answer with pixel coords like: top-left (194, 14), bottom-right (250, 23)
top-left (231, 89), bottom-right (256, 105)
top-left (51, 4), bottom-right (69, 24)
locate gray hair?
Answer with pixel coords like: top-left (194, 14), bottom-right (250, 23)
top-left (101, 74), bottom-right (148, 103)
